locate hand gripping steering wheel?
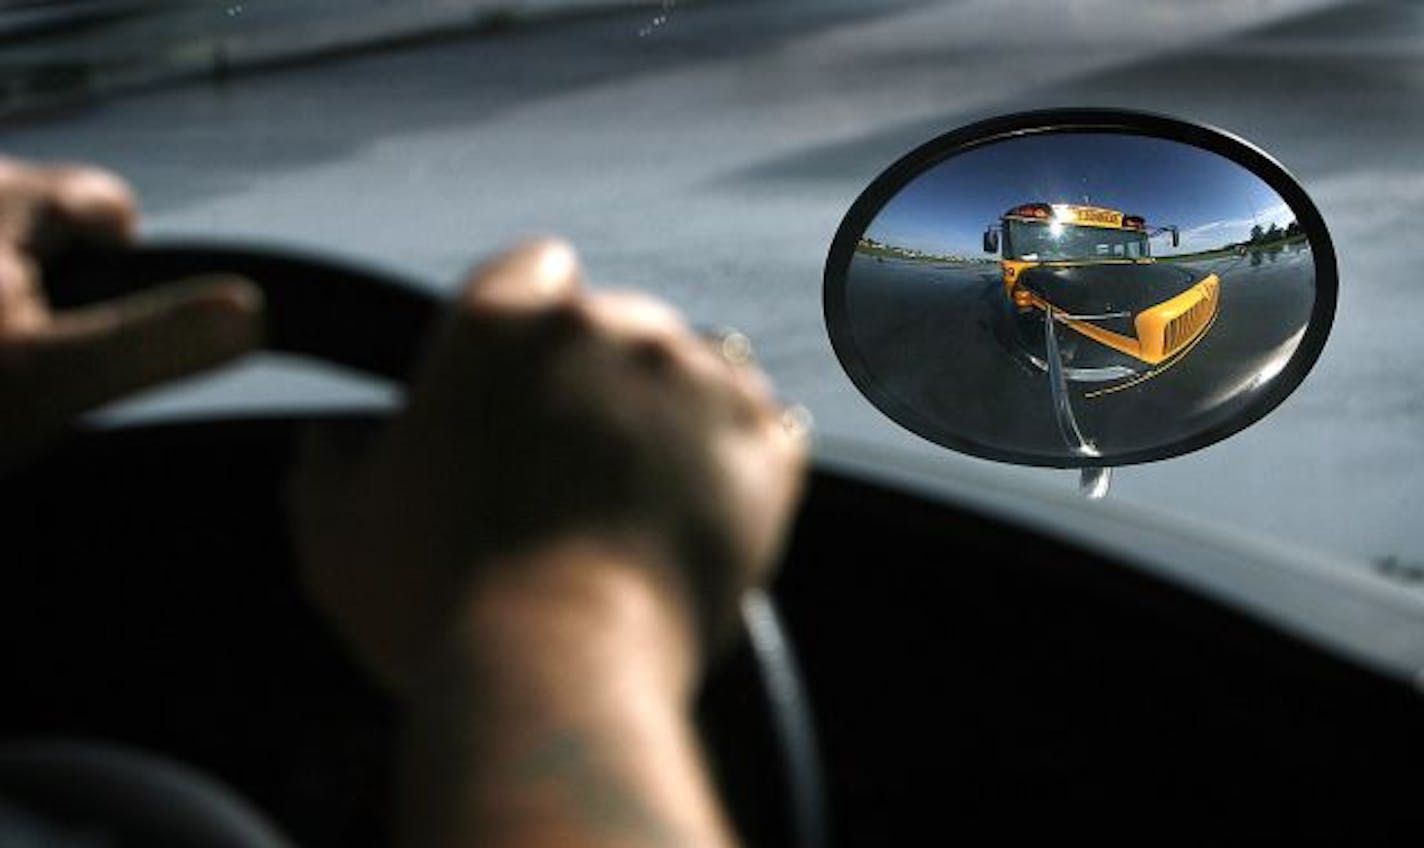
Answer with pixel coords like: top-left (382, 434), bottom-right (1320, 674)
top-left (45, 241), bottom-right (827, 848)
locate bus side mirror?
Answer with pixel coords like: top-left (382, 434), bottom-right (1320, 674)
top-left (1170, 226), bottom-right (1180, 248)
top-left (983, 228), bottom-right (999, 253)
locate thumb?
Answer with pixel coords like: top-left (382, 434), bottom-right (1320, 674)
top-left (33, 273), bottom-right (264, 419)
top-left (461, 237), bottom-right (582, 313)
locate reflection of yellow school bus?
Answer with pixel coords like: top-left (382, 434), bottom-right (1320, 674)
top-left (984, 203), bottom-right (1219, 373)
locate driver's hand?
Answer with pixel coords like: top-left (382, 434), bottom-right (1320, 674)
top-left (290, 238), bottom-right (809, 693)
top-left (0, 157), bottom-right (265, 471)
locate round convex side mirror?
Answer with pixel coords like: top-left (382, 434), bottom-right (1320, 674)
top-left (824, 109), bottom-right (1336, 471)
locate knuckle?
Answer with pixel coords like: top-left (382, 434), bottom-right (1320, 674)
top-left (677, 335), bottom-right (729, 383)
top-left (15, 164), bottom-right (140, 247)
top-left (0, 157), bottom-right (32, 192)
top-left (545, 297), bottom-right (597, 335)
top-left (589, 289), bottom-right (688, 337)
top-left (736, 364), bottom-right (778, 407)
top-left (51, 166), bottom-right (136, 214)
top-left (628, 335), bottom-right (679, 371)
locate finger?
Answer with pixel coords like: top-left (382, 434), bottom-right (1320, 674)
top-left (778, 404), bottom-right (815, 448)
top-left (38, 165), bottom-right (139, 245)
top-left (29, 274), bottom-right (264, 418)
top-left (686, 327), bottom-right (781, 421)
top-left (0, 248), bottom-right (45, 333)
top-left (0, 164), bottom-right (140, 256)
top-left (460, 237), bottom-right (581, 314)
top-left (583, 289), bottom-right (688, 341)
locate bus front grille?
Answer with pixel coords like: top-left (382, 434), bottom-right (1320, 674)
top-left (1162, 279), bottom-right (1219, 356)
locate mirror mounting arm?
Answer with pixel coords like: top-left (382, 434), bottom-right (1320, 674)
top-left (1079, 467), bottom-right (1112, 499)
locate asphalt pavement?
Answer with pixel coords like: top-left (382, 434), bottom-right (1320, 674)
top-left (1, 0), bottom-right (1419, 568)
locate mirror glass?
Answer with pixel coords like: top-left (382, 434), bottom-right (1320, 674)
top-left (824, 117), bottom-right (1334, 467)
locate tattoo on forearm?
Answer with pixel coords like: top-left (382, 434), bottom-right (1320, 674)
top-left (509, 729), bottom-right (700, 847)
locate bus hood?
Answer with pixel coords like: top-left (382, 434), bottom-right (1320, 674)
top-left (1018, 261), bottom-right (1204, 316)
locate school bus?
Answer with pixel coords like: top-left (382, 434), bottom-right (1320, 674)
top-left (984, 202), bottom-right (1219, 377)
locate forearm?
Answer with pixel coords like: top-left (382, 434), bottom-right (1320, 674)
top-left (396, 543), bottom-right (739, 848)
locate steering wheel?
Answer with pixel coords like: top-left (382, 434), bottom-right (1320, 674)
top-left (41, 241), bottom-right (826, 848)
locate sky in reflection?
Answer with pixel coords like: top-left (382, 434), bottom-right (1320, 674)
top-left (866, 133), bottom-right (1294, 257)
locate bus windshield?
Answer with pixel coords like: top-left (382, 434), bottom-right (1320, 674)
top-left (1006, 220), bottom-right (1151, 261)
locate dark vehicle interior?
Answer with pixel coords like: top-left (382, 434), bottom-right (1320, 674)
top-left (4, 243), bottom-right (1423, 846)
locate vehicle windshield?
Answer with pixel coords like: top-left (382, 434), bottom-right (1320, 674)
top-left (2, 0), bottom-right (1418, 584)
top-left (1005, 220), bottom-right (1151, 261)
